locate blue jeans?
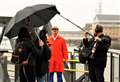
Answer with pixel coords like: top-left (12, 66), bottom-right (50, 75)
top-left (48, 72), bottom-right (63, 82)
top-left (37, 74), bottom-right (46, 82)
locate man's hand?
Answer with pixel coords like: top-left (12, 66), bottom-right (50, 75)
top-left (95, 36), bottom-right (101, 41)
top-left (39, 40), bottom-right (44, 46)
top-left (21, 60), bottom-right (28, 65)
top-left (84, 32), bottom-right (88, 38)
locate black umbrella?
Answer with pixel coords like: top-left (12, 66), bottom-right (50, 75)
top-left (4, 4), bottom-right (60, 39)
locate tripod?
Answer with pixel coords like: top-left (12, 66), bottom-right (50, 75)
top-left (75, 64), bottom-right (90, 82)
top-left (74, 49), bottom-right (90, 82)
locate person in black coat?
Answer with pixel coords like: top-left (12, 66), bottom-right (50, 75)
top-left (35, 30), bottom-right (51, 82)
top-left (83, 25), bottom-right (111, 82)
top-left (12, 27), bottom-right (40, 82)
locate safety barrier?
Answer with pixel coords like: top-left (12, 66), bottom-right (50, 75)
top-left (63, 49), bottom-right (120, 82)
top-left (63, 52), bottom-right (89, 82)
top-left (0, 49), bottom-right (120, 82)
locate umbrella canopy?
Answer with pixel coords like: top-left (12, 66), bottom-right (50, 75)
top-left (4, 4), bottom-right (60, 39)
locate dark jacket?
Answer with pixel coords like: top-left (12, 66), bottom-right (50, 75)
top-left (36, 44), bottom-right (51, 77)
top-left (12, 38), bottom-right (40, 66)
top-left (83, 34), bottom-right (111, 68)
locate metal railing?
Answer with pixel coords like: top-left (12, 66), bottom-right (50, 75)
top-left (0, 49), bottom-right (120, 82)
top-left (64, 49), bottom-right (120, 82)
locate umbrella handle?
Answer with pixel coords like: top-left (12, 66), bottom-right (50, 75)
top-left (32, 29), bottom-right (45, 47)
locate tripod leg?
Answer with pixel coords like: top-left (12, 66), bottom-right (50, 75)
top-left (75, 73), bottom-right (86, 82)
top-left (84, 73), bottom-right (90, 82)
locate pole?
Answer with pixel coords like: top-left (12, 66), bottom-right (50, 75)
top-left (58, 14), bottom-right (94, 37)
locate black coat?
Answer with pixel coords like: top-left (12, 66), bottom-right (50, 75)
top-left (13, 39), bottom-right (40, 66)
top-left (36, 45), bottom-right (51, 77)
top-left (83, 34), bottom-right (111, 68)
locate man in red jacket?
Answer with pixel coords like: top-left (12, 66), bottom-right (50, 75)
top-left (48, 26), bottom-right (68, 82)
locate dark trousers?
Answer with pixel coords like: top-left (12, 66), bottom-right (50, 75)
top-left (88, 63), bottom-right (105, 82)
top-left (19, 65), bottom-right (35, 82)
top-left (48, 72), bottom-right (63, 82)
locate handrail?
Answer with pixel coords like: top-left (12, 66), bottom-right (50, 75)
top-left (67, 49), bottom-right (120, 82)
top-left (0, 48), bottom-right (120, 82)
top-left (108, 49), bottom-right (120, 55)
top-left (64, 68), bottom-right (89, 73)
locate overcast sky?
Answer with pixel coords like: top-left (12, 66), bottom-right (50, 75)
top-left (0, 0), bottom-right (120, 31)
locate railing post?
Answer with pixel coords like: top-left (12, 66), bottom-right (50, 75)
top-left (64, 52), bottom-right (72, 82)
top-left (70, 52), bottom-right (76, 82)
top-left (110, 53), bottom-right (114, 82)
top-left (118, 54), bottom-right (120, 82)
top-left (15, 64), bottom-right (19, 82)
top-left (63, 52), bottom-right (72, 82)
top-left (84, 64), bottom-right (89, 82)
top-left (0, 56), bottom-right (10, 82)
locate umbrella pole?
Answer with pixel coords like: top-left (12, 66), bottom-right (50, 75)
top-left (34, 30), bottom-right (41, 40)
top-left (58, 14), bottom-right (94, 37)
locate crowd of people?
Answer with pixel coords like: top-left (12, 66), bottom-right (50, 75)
top-left (11, 26), bottom-right (68, 82)
top-left (11, 24), bottom-right (111, 82)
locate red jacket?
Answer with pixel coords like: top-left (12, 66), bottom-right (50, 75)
top-left (48, 35), bottom-right (68, 72)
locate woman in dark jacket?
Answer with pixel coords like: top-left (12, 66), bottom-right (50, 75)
top-left (14, 27), bottom-right (37, 82)
top-left (36, 30), bottom-right (51, 82)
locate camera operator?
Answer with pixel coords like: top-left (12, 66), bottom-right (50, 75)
top-left (83, 25), bottom-right (111, 82)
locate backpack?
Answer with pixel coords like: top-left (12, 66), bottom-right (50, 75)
top-left (78, 46), bottom-right (91, 64)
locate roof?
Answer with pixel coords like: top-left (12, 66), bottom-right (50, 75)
top-left (94, 14), bottom-right (120, 21)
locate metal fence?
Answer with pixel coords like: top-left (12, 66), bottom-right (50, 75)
top-left (0, 49), bottom-right (120, 82)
